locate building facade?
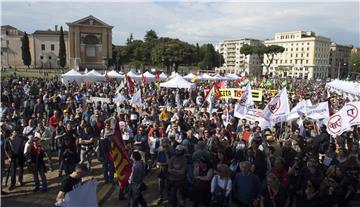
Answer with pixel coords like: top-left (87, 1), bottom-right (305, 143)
top-left (1, 15), bottom-right (112, 71)
top-left (1, 25), bottom-right (24, 68)
top-left (215, 39), bottom-right (263, 75)
top-left (329, 42), bottom-right (352, 79)
top-left (66, 15), bottom-right (113, 70)
top-left (31, 27), bottom-right (70, 69)
top-left (263, 31), bottom-right (331, 80)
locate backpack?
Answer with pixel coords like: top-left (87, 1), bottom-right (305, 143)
top-left (211, 175), bottom-right (229, 205)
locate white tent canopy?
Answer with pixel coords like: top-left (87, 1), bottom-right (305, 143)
top-left (326, 80), bottom-right (360, 101)
top-left (183, 73), bottom-right (197, 80)
top-left (106, 70), bottom-right (124, 79)
top-left (169, 72), bottom-right (179, 79)
top-left (160, 74), bottom-right (195, 89)
top-left (127, 70), bottom-right (141, 79)
top-left (85, 69), bottom-right (104, 82)
top-left (62, 69), bottom-right (84, 85)
top-left (213, 74), bottom-right (226, 80)
top-left (159, 72), bottom-right (168, 80)
top-left (143, 71), bottom-right (155, 78)
top-left (200, 73), bottom-right (215, 81)
top-left (225, 73), bottom-right (240, 80)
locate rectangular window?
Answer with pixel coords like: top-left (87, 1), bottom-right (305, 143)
top-left (48, 56), bottom-right (52, 60)
top-left (40, 56), bottom-right (43, 60)
top-left (41, 44), bottom-right (45, 50)
top-left (290, 60), bottom-right (292, 64)
top-left (51, 44), bottom-right (55, 51)
top-left (307, 47), bottom-right (309, 51)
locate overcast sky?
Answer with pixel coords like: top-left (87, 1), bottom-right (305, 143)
top-left (1, 1), bottom-right (359, 47)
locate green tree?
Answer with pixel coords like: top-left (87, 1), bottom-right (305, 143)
top-left (126, 33), bottom-right (134, 45)
top-left (151, 37), bottom-right (194, 73)
top-left (144, 29), bottom-right (158, 42)
top-left (143, 30), bottom-right (159, 66)
top-left (240, 44), bottom-right (253, 56)
top-left (244, 44), bottom-right (285, 74)
top-left (350, 51), bottom-right (360, 74)
top-left (58, 26), bottom-right (66, 70)
top-left (21, 32), bottom-right (31, 69)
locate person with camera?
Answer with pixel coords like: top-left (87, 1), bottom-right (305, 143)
top-left (60, 123), bottom-right (78, 175)
top-left (27, 136), bottom-right (47, 192)
top-left (35, 120), bottom-right (53, 171)
top-left (79, 124), bottom-right (94, 170)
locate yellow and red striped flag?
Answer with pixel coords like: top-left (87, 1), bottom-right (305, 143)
top-left (110, 123), bottom-right (132, 189)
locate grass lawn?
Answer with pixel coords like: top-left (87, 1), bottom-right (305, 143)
top-left (1, 68), bottom-right (66, 79)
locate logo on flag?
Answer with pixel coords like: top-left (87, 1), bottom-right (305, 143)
top-left (347, 103), bottom-right (358, 123)
top-left (269, 96), bottom-right (281, 114)
top-left (327, 115), bottom-right (342, 134)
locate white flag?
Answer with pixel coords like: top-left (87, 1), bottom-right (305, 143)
top-left (306, 101), bottom-right (329, 120)
top-left (114, 93), bottom-right (126, 106)
top-left (326, 106), bottom-right (352, 137)
top-left (262, 87), bottom-right (290, 124)
top-left (131, 90), bottom-right (142, 107)
top-left (344, 101), bottom-right (360, 126)
top-left (62, 179), bottom-right (98, 207)
top-left (287, 100), bottom-right (310, 121)
top-left (205, 85), bottom-right (215, 113)
top-left (176, 90), bottom-right (181, 107)
top-left (234, 83), bottom-right (254, 116)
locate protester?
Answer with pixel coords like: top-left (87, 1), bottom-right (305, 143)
top-left (0, 74), bottom-right (359, 207)
top-left (55, 164), bottom-right (88, 206)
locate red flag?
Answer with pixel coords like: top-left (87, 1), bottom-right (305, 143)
top-left (155, 73), bottom-right (160, 80)
top-left (141, 75), bottom-right (147, 84)
top-left (205, 83), bottom-right (222, 101)
top-left (126, 75), bottom-right (135, 94)
top-left (110, 123), bottom-right (132, 189)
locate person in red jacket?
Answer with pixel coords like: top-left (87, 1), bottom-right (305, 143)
top-left (270, 157), bottom-right (289, 188)
top-left (49, 110), bottom-right (60, 151)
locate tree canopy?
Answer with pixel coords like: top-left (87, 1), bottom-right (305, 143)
top-left (113, 30), bottom-right (222, 72)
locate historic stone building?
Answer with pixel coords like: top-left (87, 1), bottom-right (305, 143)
top-left (66, 15), bottom-right (113, 70)
top-left (1, 15), bottom-right (112, 71)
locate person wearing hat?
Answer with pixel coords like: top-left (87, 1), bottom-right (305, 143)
top-left (156, 137), bottom-right (175, 205)
top-left (168, 144), bottom-right (187, 207)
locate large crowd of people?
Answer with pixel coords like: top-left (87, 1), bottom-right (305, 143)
top-left (0, 73), bottom-right (359, 207)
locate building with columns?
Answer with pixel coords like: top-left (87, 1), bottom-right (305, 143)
top-left (66, 15), bottom-right (113, 70)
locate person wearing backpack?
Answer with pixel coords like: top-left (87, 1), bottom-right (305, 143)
top-left (210, 164), bottom-right (232, 207)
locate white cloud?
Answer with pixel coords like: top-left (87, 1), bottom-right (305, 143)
top-left (1, 1), bottom-right (359, 46)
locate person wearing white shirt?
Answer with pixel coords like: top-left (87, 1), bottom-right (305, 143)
top-left (23, 119), bottom-right (36, 140)
top-left (210, 164), bottom-right (232, 207)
